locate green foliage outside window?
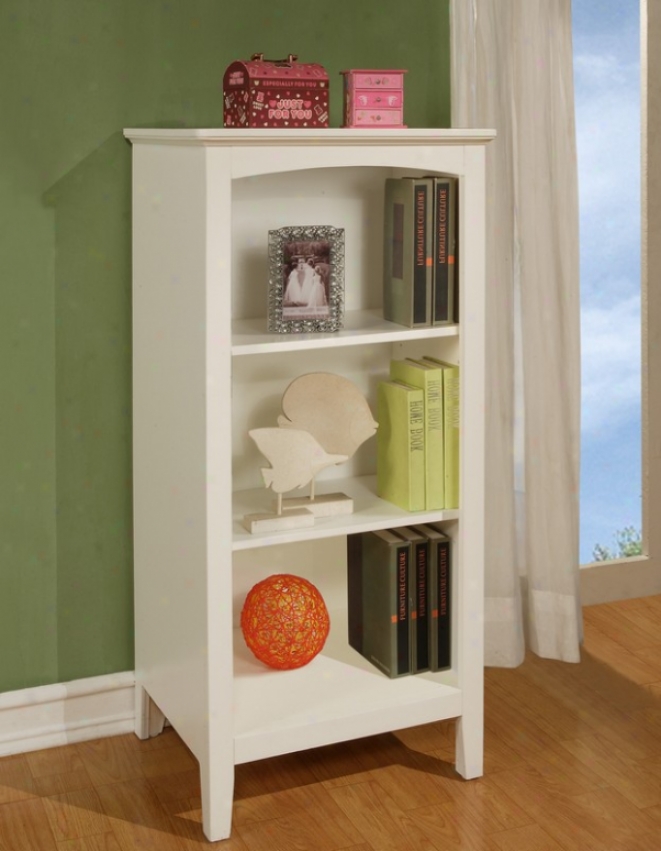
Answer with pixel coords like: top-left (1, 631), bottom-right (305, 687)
top-left (592, 526), bottom-right (643, 562)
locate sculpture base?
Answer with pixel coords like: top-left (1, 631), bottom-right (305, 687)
top-left (279, 493), bottom-right (354, 517)
top-left (242, 508), bottom-right (315, 534)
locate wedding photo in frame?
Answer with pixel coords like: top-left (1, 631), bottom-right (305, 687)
top-left (268, 225), bottom-right (345, 333)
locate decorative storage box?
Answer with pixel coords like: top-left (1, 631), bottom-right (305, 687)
top-left (340, 69), bottom-right (407, 128)
top-left (224, 54), bottom-right (329, 129)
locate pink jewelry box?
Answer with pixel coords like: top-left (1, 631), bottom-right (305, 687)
top-left (340, 69), bottom-right (407, 128)
top-left (223, 54), bottom-right (329, 129)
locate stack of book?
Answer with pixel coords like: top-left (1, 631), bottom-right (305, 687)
top-left (376, 356), bottom-right (459, 512)
top-left (347, 524), bottom-right (451, 678)
top-left (382, 175), bottom-right (458, 328)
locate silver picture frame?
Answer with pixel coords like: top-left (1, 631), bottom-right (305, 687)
top-left (268, 225), bottom-right (345, 333)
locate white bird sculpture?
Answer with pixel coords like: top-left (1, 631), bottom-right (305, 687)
top-left (249, 427), bottom-right (348, 514)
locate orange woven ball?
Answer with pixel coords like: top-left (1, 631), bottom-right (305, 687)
top-left (240, 574), bottom-right (330, 670)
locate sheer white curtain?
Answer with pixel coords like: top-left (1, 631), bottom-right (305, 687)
top-left (451, 0), bottom-right (583, 665)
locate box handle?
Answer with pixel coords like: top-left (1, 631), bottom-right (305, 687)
top-left (251, 53), bottom-right (298, 66)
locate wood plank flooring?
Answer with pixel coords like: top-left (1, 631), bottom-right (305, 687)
top-left (3, 595), bottom-right (661, 849)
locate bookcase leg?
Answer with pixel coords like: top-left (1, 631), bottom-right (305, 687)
top-left (200, 754), bottom-right (234, 842)
top-left (455, 714), bottom-right (483, 779)
top-left (134, 684), bottom-right (166, 740)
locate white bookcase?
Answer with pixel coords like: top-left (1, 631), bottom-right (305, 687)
top-left (124, 127), bottom-right (492, 842)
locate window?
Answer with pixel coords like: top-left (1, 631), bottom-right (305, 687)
top-left (578, 0), bottom-right (661, 603)
top-left (573, 1), bottom-right (642, 565)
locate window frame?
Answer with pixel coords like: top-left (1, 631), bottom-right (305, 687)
top-left (580, 0), bottom-right (661, 604)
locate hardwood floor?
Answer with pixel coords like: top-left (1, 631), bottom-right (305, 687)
top-left (4, 595), bottom-right (661, 849)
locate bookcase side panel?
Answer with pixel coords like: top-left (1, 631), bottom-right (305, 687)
top-left (455, 144), bottom-right (486, 779)
top-left (132, 143), bottom-right (221, 762)
top-left (205, 146), bottom-right (236, 775)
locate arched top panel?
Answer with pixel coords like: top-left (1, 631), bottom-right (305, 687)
top-left (124, 128), bottom-right (494, 180)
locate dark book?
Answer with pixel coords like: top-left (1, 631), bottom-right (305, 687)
top-left (347, 529), bottom-right (412, 678)
top-left (347, 532), bottom-right (364, 653)
top-left (429, 176), bottom-right (458, 325)
top-left (411, 524), bottom-right (452, 671)
top-left (383, 177), bottom-right (433, 327)
top-left (392, 526), bottom-right (430, 673)
top-left (450, 176), bottom-right (459, 323)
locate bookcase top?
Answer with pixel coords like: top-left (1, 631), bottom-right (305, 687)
top-left (123, 127), bottom-right (496, 146)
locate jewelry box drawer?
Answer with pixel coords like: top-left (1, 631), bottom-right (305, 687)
top-left (352, 109), bottom-right (403, 126)
top-left (351, 72), bottom-right (403, 89)
top-left (353, 90), bottom-right (403, 109)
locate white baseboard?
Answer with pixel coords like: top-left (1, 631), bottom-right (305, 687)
top-left (0, 671), bottom-right (135, 758)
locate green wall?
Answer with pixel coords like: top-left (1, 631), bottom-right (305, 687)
top-left (0, 0), bottom-right (450, 692)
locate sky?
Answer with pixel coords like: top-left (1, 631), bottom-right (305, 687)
top-left (571, 1), bottom-right (641, 562)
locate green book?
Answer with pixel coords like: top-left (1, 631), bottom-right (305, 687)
top-left (347, 530), bottom-right (412, 678)
top-left (389, 358), bottom-right (444, 510)
top-left (411, 524), bottom-right (452, 671)
top-left (428, 175), bottom-right (458, 325)
top-left (383, 177), bottom-right (433, 327)
top-left (420, 357), bottom-right (460, 509)
top-left (377, 380), bottom-right (425, 512)
top-left (392, 526), bottom-right (430, 673)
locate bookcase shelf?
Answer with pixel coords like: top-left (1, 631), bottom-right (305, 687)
top-left (232, 474), bottom-right (460, 550)
top-left (232, 309), bottom-right (458, 355)
top-left (125, 126), bottom-right (491, 842)
top-left (233, 609), bottom-right (462, 765)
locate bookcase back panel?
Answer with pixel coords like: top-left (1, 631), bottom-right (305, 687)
top-left (232, 537), bottom-right (348, 628)
top-left (231, 336), bottom-right (462, 491)
top-left (232, 167), bottom-right (397, 321)
top-left (232, 346), bottom-right (382, 490)
top-left (231, 165), bottom-right (462, 325)
top-left (391, 336), bottom-right (461, 365)
top-left (231, 524), bottom-right (462, 687)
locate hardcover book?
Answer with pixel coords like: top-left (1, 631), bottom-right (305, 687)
top-left (420, 357), bottom-right (460, 509)
top-left (383, 177), bottom-right (433, 327)
top-left (347, 532), bottom-right (364, 653)
top-left (411, 524), bottom-right (452, 671)
top-left (392, 526), bottom-right (430, 673)
top-left (390, 358), bottom-right (444, 510)
top-left (429, 176), bottom-right (458, 325)
top-left (377, 380), bottom-right (425, 512)
top-left (347, 529), bottom-right (412, 678)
